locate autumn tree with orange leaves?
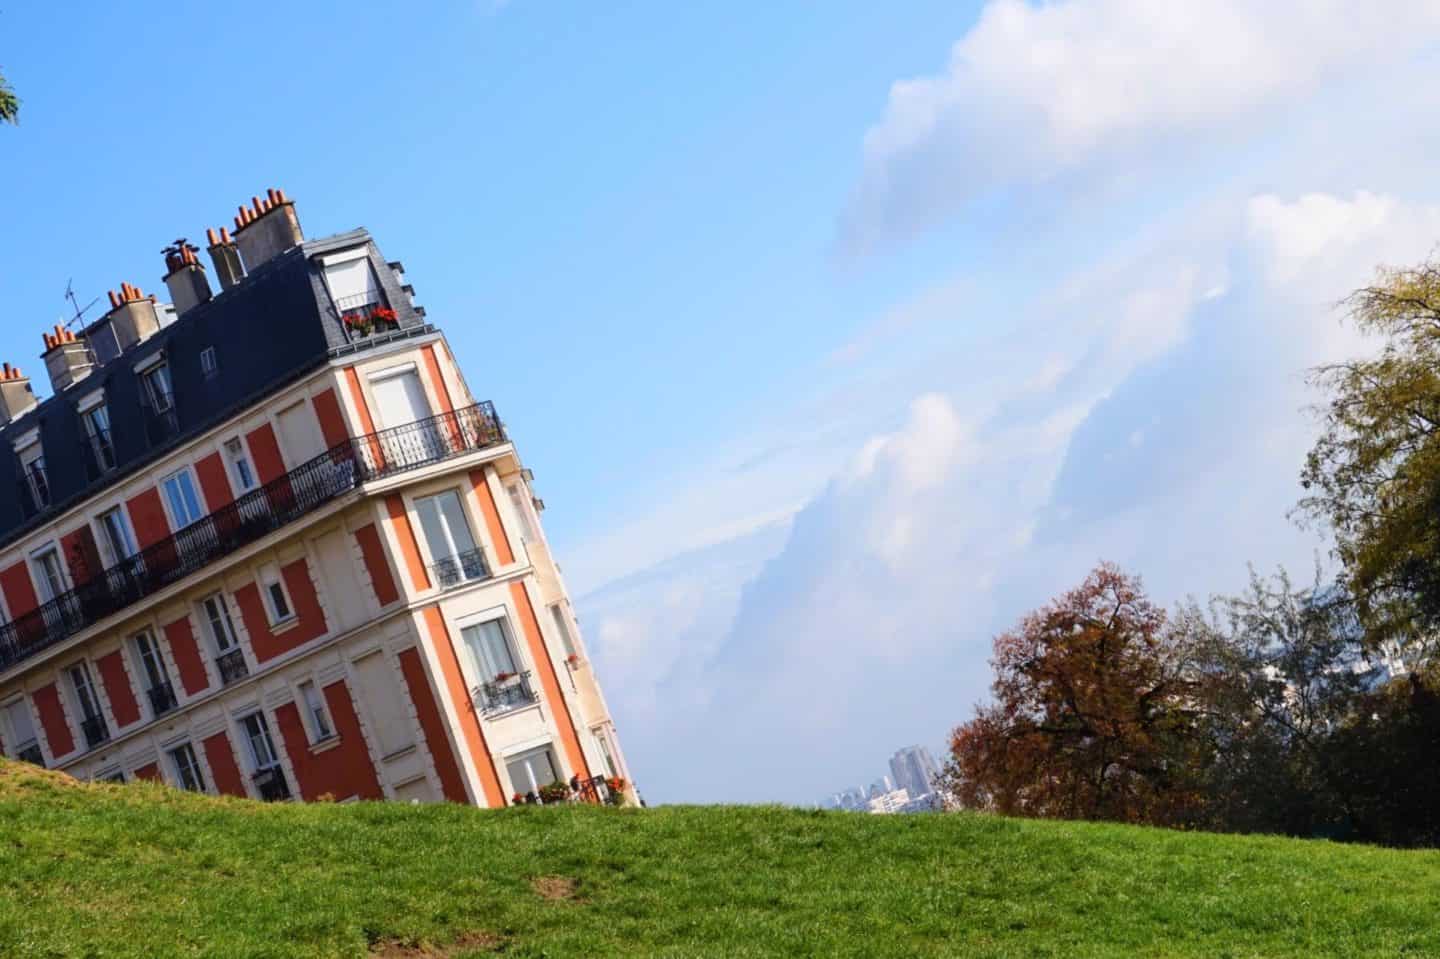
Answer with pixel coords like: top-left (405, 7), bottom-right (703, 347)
top-left (946, 563), bottom-right (1207, 826)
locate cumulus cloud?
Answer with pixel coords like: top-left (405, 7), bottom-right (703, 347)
top-left (842, 0), bottom-right (1440, 253)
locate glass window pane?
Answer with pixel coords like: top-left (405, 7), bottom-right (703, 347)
top-left (437, 493), bottom-right (478, 554)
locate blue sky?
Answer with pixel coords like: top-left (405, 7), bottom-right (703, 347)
top-left (6, 2), bottom-right (1440, 805)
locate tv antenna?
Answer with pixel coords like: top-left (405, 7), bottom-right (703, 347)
top-left (62, 279), bottom-right (100, 333)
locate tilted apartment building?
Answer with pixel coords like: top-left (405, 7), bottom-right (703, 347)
top-left (0, 189), bottom-right (634, 807)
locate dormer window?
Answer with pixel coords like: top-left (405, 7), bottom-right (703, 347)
top-left (79, 393), bottom-right (116, 476)
top-left (141, 362), bottom-right (173, 414)
top-left (16, 435), bottom-right (48, 512)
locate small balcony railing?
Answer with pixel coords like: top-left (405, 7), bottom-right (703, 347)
top-left (253, 766), bottom-right (291, 802)
top-left (216, 649), bottom-right (249, 686)
top-left (146, 681), bottom-right (177, 717)
top-left (15, 739), bottom-right (42, 766)
top-left (474, 670), bottom-right (538, 716)
top-left (429, 548), bottom-right (489, 590)
top-left (0, 402), bottom-right (506, 676)
top-left (79, 715), bottom-right (109, 750)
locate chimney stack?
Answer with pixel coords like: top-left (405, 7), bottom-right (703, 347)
top-left (104, 282), bottom-right (162, 352)
top-left (0, 364), bottom-right (37, 427)
top-left (162, 239), bottom-right (212, 315)
top-left (206, 226), bottom-right (245, 291)
top-left (40, 323), bottom-right (94, 393)
top-left (231, 187), bottom-right (303, 273)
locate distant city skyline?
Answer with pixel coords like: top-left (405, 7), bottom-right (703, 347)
top-left (824, 744), bottom-right (943, 814)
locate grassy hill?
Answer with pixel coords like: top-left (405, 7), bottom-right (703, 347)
top-left (3, 761), bottom-right (1440, 958)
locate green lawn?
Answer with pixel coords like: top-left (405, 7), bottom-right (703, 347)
top-left (3, 760), bottom-right (1439, 958)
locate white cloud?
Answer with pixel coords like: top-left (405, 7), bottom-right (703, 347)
top-left (843, 0), bottom-right (1440, 252)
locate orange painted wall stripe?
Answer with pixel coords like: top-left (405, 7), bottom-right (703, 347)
top-left (509, 580), bottom-right (591, 782)
top-left (385, 495), bottom-right (431, 592)
top-left (420, 344), bottom-right (455, 416)
top-left (469, 469), bottom-right (515, 567)
top-left (311, 387), bottom-right (349, 448)
top-left (420, 606), bottom-right (504, 807)
top-left (398, 646), bottom-right (469, 803)
top-left (343, 366), bottom-right (378, 435)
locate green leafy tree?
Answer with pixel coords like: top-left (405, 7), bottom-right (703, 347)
top-left (0, 67), bottom-right (17, 124)
top-left (1299, 258), bottom-right (1440, 648)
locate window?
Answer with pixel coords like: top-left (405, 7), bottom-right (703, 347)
top-left (506, 484), bottom-right (540, 544)
top-left (322, 252), bottom-right (383, 315)
top-left (68, 662), bottom-right (108, 749)
top-left (96, 769), bottom-right (125, 784)
top-left (200, 347), bottom-right (218, 380)
top-left (161, 469), bottom-right (205, 530)
top-left (201, 594), bottom-right (238, 652)
top-left (97, 506), bottom-right (138, 566)
top-left (223, 437), bottom-right (256, 492)
top-left (132, 630), bottom-right (175, 716)
top-left (413, 491), bottom-right (483, 586)
top-left (31, 548), bottom-right (66, 603)
top-left (298, 681), bottom-right (334, 742)
top-left (3, 699), bottom-right (40, 764)
top-left (142, 363), bottom-right (174, 413)
top-left (240, 712), bottom-right (280, 770)
top-left (82, 403), bottom-right (116, 473)
top-left (259, 565), bottom-right (294, 624)
top-left (592, 727), bottom-right (620, 779)
top-left (19, 443), bottom-right (49, 510)
top-left (549, 604), bottom-right (580, 660)
top-left (461, 618), bottom-right (520, 682)
top-left (169, 743), bottom-right (206, 792)
top-left (506, 745), bottom-right (562, 800)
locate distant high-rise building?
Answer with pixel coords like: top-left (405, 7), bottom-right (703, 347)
top-left (868, 775), bottom-right (894, 799)
top-left (889, 745), bottom-right (940, 799)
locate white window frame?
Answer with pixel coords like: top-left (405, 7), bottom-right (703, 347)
top-left (2, 696), bottom-right (39, 759)
top-left (168, 742), bottom-right (206, 792)
top-left (258, 563), bottom-right (296, 627)
top-left (456, 608), bottom-right (525, 685)
top-left (131, 629), bottom-right (171, 701)
top-left (94, 505), bottom-right (139, 568)
top-left (159, 467), bottom-right (205, 531)
top-left (548, 603), bottom-right (580, 661)
top-left (297, 680), bottom-right (335, 744)
top-left (222, 436), bottom-right (257, 494)
top-left (239, 711), bottom-right (280, 772)
top-left (412, 489), bottom-right (482, 582)
top-left (200, 346), bottom-right (219, 380)
top-left (200, 593), bottom-right (239, 654)
top-left (18, 440), bottom-right (48, 510)
top-left (505, 744), bottom-right (563, 799)
top-left (80, 401), bottom-right (116, 473)
top-left (140, 360), bottom-right (174, 413)
top-left (66, 660), bottom-right (104, 726)
top-left (30, 544), bottom-right (68, 603)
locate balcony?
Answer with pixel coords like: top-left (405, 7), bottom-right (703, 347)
top-left (146, 681), bottom-right (177, 717)
top-left (216, 649), bottom-right (249, 686)
top-left (79, 715), bottom-right (109, 751)
top-left (253, 766), bottom-right (292, 802)
top-left (429, 548), bottom-right (489, 590)
top-left (0, 402), bottom-right (507, 675)
top-left (474, 670), bottom-right (538, 716)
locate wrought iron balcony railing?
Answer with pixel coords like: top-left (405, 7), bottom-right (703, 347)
top-left (0, 402), bottom-right (506, 675)
top-left (429, 548), bottom-right (489, 590)
top-left (146, 681), bottom-right (177, 717)
top-left (15, 739), bottom-right (42, 766)
top-left (80, 715), bottom-right (109, 750)
top-left (216, 648), bottom-right (249, 686)
top-left (253, 766), bottom-right (292, 802)
top-left (474, 670), bottom-right (538, 715)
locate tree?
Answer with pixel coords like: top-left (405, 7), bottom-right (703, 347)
top-left (944, 563), bottom-right (1205, 826)
top-left (1299, 258), bottom-right (1440, 648)
top-left (0, 67), bottom-right (17, 125)
top-left (1185, 569), bottom-right (1368, 838)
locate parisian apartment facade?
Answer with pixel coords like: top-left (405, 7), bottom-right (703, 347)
top-left (0, 189), bottom-right (634, 807)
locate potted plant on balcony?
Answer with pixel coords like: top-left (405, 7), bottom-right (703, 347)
top-left (493, 671), bottom-right (514, 683)
top-left (565, 653), bottom-right (581, 668)
top-left (605, 777), bottom-right (628, 806)
top-left (538, 780), bottom-right (571, 804)
top-left (344, 305), bottom-right (400, 339)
